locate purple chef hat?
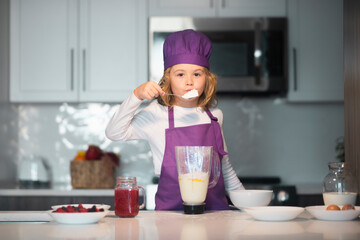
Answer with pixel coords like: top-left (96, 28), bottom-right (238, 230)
top-left (163, 29), bottom-right (212, 71)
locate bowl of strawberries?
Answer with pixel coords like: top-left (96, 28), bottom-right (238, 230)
top-left (48, 204), bottom-right (110, 224)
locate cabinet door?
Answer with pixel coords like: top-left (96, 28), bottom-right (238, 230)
top-left (149, 0), bottom-right (216, 17)
top-left (287, 0), bottom-right (344, 102)
top-left (10, 0), bottom-right (78, 102)
top-left (79, 0), bottom-right (147, 102)
top-left (218, 0), bottom-right (287, 17)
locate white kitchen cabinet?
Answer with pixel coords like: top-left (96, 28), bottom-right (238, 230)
top-left (218, 0), bottom-right (287, 17)
top-left (10, 0), bottom-right (147, 102)
top-left (10, 0), bottom-right (78, 102)
top-left (287, 0), bottom-right (344, 102)
top-left (149, 0), bottom-right (216, 17)
top-left (149, 0), bottom-right (286, 17)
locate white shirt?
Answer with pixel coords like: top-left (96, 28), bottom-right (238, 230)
top-left (105, 92), bottom-right (244, 192)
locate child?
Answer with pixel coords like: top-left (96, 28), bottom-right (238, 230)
top-left (106, 29), bottom-right (244, 210)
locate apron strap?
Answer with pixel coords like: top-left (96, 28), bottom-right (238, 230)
top-left (205, 109), bottom-right (218, 122)
top-left (205, 109), bottom-right (228, 156)
top-left (168, 107), bottom-right (175, 129)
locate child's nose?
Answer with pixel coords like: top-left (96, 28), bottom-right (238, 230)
top-left (185, 76), bottom-right (194, 86)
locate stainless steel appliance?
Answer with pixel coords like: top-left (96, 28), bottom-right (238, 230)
top-left (17, 155), bottom-right (51, 189)
top-left (149, 17), bottom-right (287, 95)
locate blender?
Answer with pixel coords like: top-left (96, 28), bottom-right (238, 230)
top-left (175, 146), bottom-right (220, 214)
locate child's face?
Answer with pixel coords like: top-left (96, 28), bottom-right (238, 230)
top-left (169, 64), bottom-right (206, 107)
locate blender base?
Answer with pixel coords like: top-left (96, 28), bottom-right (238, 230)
top-left (183, 203), bottom-right (205, 214)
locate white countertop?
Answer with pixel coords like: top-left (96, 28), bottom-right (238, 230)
top-left (1, 210), bottom-right (360, 240)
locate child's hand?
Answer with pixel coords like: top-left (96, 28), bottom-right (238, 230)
top-left (134, 81), bottom-right (165, 100)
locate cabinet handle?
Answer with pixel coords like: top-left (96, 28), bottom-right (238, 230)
top-left (71, 49), bottom-right (74, 91)
top-left (83, 49), bottom-right (86, 91)
top-left (293, 48), bottom-right (297, 91)
top-left (210, 0), bottom-right (213, 8)
top-left (221, 0), bottom-right (225, 8)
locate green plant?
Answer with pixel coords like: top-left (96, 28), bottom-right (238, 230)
top-left (335, 137), bottom-right (345, 162)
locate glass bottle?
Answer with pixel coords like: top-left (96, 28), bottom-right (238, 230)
top-left (322, 162), bottom-right (358, 205)
top-left (114, 176), bottom-right (145, 217)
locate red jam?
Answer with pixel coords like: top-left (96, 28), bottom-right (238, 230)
top-left (115, 188), bottom-right (139, 217)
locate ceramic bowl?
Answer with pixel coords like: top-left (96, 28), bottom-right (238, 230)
top-left (229, 190), bottom-right (273, 209)
top-left (48, 210), bottom-right (109, 224)
top-left (306, 205), bottom-right (360, 221)
top-left (245, 206), bottom-right (304, 221)
top-left (48, 204), bottom-right (110, 224)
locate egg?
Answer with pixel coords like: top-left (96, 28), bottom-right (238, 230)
top-left (326, 204), bottom-right (340, 211)
top-left (342, 204), bottom-right (355, 210)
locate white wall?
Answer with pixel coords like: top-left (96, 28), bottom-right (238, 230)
top-left (219, 96), bottom-right (344, 186)
top-left (0, 98), bottom-right (344, 190)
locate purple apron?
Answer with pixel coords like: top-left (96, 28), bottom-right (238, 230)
top-left (155, 107), bottom-right (230, 210)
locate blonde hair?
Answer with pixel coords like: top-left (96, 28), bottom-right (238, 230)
top-left (156, 67), bottom-right (218, 110)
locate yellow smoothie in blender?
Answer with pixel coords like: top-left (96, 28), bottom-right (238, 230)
top-left (178, 171), bottom-right (209, 205)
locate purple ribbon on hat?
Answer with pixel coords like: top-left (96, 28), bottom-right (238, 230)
top-left (163, 29), bottom-right (212, 70)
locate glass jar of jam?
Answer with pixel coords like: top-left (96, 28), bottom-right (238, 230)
top-left (115, 176), bottom-right (145, 217)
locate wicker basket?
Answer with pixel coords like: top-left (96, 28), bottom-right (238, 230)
top-left (70, 155), bottom-right (116, 189)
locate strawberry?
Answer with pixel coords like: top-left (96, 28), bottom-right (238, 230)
top-left (85, 145), bottom-right (103, 160)
top-left (54, 208), bottom-right (66, 213)
top-left (66, 205), bottom-right (76, 212)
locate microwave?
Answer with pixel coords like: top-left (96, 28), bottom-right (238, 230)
top-left (149, 17), bottom-right (287, 95)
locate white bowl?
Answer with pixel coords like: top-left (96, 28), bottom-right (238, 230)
top-left (48, 210), bottom-right (109, 224)
top-left (245, 206), bottom-right (304, 221)
top-left (49, 204), bottom-right (110, 224)
top-left (229, 190), bottom-right (273, 209)
top-left (306, 205), bottom-right (360, 221)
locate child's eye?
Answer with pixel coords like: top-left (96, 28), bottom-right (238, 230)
top-left (177, 73), bottom-right (184, 77)
top-left (194, 73), bottom-right (201, 77)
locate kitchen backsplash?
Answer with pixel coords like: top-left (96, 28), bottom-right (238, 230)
top-left (0, 96), bottom-right (344, 189)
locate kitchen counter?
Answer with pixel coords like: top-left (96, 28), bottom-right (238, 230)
top-left (1, 210), bottom-right (360, 240)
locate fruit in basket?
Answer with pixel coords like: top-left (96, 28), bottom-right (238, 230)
top-left (74, 151), bottom-right (86, 161)
top-left (103, 152), bottom-right (120, 166)
top-left (85, 145), bottom-right (103, 160)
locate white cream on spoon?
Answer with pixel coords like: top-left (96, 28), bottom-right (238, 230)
top-left (164, 89), bottom-right (199, 99)
top-left (182, 89), bottom-right (199, 99)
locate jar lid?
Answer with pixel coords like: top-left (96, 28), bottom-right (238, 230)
top-left (328, 162), bottom-right (345, 169)
top-left (116, 176), bottom-right (137, 184)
